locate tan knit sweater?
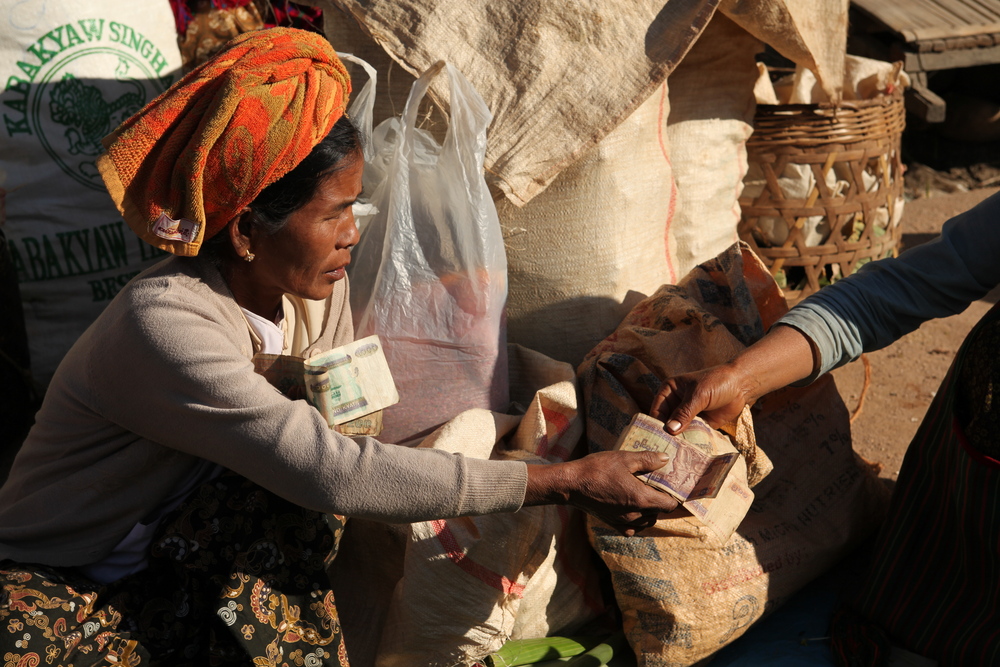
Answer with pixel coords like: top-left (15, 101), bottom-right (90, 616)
top-left (0, 256), bottom-right (527, 567)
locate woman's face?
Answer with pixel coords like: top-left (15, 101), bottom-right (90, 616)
top-left (245, 156), bottom-right (363, 307)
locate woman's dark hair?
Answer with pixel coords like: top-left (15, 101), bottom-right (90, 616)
top-left (246, 113), bottom-right (363, 235)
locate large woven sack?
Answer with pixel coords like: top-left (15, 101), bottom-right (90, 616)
top-left (496, 84), bottom-right (677, 366)
top-left (666, 13), bottom-right (761, 277)
top-left (578, 243), bottom-right (890, 666)
top-left (321, 5), bottom-right (679, 366)
top-left (376, 346), bottom-right (604, 666)
top-left (0, 3), bottom-right (183, 385)
top-left (321, 3), bottom-right (682, 365)
top-left (332, 346), bottom-right (604, 666)
top-left (316, 0), bottom-right (717, 207)
top-left (316, 0), bottom-right (853, 371)
top-left (719, 0), bottom-right (848, 102)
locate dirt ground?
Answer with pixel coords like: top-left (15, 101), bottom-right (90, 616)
top-left (829, 186), bottom-right (1000, 480)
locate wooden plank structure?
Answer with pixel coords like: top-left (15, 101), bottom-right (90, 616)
top-left (850, 0), bottom-right (1000, 121)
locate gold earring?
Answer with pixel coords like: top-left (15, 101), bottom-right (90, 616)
top-left (244, 251), bottom-right (255, 262)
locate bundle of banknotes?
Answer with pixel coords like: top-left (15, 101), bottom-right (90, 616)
top-left (252, 335), bottom-right (399, 436)
top-left (615, 413), bottom-right (754, 541)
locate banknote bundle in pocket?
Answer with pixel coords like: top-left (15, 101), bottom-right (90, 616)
top-left (252, 335), bottom-right (399, 436)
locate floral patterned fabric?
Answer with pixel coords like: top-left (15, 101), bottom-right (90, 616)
top-left (0, 473), bottom-right (348, 666)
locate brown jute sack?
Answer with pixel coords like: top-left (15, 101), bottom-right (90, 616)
top-left (578, 243), bottom-right (890, 665)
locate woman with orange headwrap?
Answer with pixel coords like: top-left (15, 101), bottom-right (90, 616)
top-left (0, 28), bottom-right (678, 664)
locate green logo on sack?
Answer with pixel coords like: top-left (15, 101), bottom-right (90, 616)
top-left (2, 19), bottom-right (175, 190)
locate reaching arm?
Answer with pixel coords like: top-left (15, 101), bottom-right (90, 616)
top-left (781, 192), bottom-right (1000, 379)
top-left (524, 450), bottom-right (681, 536)
top-left (650, 324), bottom-right (817, 434)
top-left (653, 192), bottom-right (1000, 434)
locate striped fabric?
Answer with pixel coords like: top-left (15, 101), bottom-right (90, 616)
top-left (835, 303), bottom-right (1000, 665)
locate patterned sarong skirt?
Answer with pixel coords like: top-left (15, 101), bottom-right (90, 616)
top-left (0, 473), bottom-right (349, 666)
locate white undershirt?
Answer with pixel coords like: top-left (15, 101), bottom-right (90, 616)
top-left (79, 309), bottom-right (286, 584)
top-left (241, 306), bottom-right (286, 355)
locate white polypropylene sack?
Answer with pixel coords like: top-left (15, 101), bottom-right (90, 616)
top-left (719, 0), bottom-right (849, 102)
top-left (666, 12), bottom-right (762, 278)
top-left (785, 55), bottom-right (910, 105)
top-left (0, 2), bottom-right (183, 384)
top-left (376, 347), bottom-right (602, 667)
top-left (315, 0), bottom-right (716, 207)
top-left (496, 83), bottom-right (677, 367)
top-left (741, 163), bottom-right (846, 247)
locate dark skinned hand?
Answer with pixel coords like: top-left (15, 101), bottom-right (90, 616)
top-left (525, 450), bottom-right (680, 536)
top-left (650, 364), bottom-right (755, 434)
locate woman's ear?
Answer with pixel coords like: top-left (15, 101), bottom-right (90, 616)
top-left (225, 207), bottom-right (254, 259)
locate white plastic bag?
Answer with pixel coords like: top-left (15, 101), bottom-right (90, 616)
top-left (338, 52), bottom-right (380, 231)
top-left (348, 61), bottom-right (508, 444)
top-left (338, 52), bottom-right (378, 155)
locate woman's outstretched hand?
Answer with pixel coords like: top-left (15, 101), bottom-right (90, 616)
top-left (651, 365), bottom-right (756, 435)
top-left (524, 451), bottom-right (680, 536)
top-left (651, 324), bottom-right (820, 434)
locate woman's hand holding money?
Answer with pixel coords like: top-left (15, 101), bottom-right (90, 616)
top-left (523, 451), bottom-right (680, 536)
top-left (651, 324), bottom-right (819, 435)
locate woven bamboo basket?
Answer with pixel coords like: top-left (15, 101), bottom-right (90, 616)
top-left (737, 89), bottom-right (906, 303)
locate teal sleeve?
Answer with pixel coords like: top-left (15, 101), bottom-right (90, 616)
top-left (776, 191), bottom-right (1000, 381)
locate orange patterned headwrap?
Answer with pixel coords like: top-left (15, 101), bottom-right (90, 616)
top-left (97, 27), bottom-right (351, 257)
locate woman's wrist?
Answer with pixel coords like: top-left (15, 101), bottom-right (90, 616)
top-left (731, 324), bottom-right (818, 401)
top-left (523, 463), bottom-right (571, 507)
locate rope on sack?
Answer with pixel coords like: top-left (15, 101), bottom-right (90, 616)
top-left (850, 353), bottom-right (872, 425)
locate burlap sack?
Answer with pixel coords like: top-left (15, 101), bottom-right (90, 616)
top-left (719, 0), bottom-right (848, 102)
top-left (578, 243), bottom-right (890, 666)
top-left (665, 12), bottom-right (762, 278)
top-left (334, 346), bottom-right (603, 667)
top-left (315, 0), bottom-right (717, 207)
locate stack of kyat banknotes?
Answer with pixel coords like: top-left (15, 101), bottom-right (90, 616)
top-left (615, 413), bottom-right (754, 541)
top-left (253, 335), bottom-right (399, 436)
